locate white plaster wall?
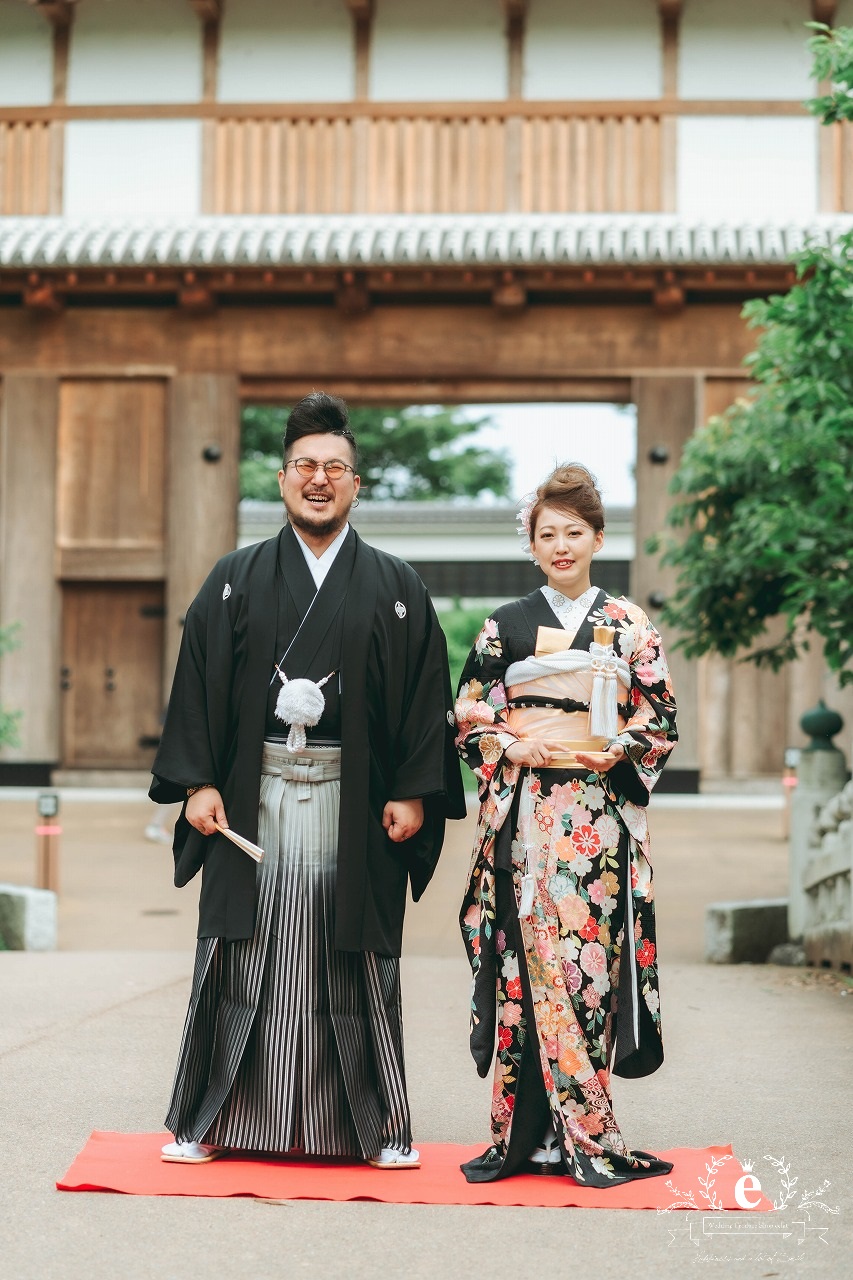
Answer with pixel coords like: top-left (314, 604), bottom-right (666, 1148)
top-left (678, 117), bottom-right (818, 219)
top-left (219, 0), bottom-right (354, 102)
top-left (371, 0), bottom-right (505, 101)
top-left (64, 121), bottom-right (201, 215)
top-left (680, 0), bottom-right (814, 99)
top-left (524, 0), bottom-right (661, 100)
top-left (67, 0), bottom-right (202, 104)
top-left (0, 0), bottom-right (53, 106)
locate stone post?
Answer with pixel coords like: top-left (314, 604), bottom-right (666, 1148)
top-left (789, 700), bottom-right (848, 940)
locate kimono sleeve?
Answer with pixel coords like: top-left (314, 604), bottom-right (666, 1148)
top-left (454, 614), bottom-right (519, 793)
top-left (607, 603), bottom-right (678, 806)
top-left (389, 572), bottom-right (465, 819)
top-left (148, 581), bottom-right (219, 805)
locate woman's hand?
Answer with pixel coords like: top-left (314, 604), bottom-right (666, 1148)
top-left (504, 740), bottom-right (564, 768)
top-left (186, 786), bottom-right (228, 836)
top-left (383, 798), bottom-right (425, 843)
top-left (574, 743), bottom-right (625, 774)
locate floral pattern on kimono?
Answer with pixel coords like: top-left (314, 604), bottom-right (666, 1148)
top-left (456, 590), bottom-right (677, 1185)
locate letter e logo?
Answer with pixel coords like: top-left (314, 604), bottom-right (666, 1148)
top-left (734, 1173), bottom-right (763, 1210)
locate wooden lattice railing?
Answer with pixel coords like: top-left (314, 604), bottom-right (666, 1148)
top-left (0, 120), bottom-right (62, 216)
top-left (207, 106), bottom-right (668, 215)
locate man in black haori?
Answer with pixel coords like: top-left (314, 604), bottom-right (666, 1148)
top-left (151, 392), bottom-right (465, 1169)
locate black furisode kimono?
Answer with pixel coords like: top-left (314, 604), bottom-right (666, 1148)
top-left (456, 586), bottom-right (678, 1185)
top-left (150, 523), bottom-right (465, 1156)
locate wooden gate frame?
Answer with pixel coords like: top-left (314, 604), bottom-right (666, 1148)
top-left (0, 280), bottom-right (775, 786)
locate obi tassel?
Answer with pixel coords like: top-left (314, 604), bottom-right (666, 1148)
top-left (588, 640), bottom-right (620, 740)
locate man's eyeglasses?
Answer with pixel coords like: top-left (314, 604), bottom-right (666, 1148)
top-left (285, 457), bottom-right (355, 480)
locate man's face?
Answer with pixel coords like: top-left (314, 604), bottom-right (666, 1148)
top-left (278, 432), bottom-right (360, 541)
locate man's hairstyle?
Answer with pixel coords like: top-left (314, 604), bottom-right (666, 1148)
top-left (282, 392), bottom-right (358, 465)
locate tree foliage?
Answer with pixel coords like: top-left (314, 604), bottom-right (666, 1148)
top-left (240, 404), bottom-right (511, 502)
top-left (653, 26), bottom-right (853, 687)
top-left (656, 235), bottom-right (853, 684)
top-left (805, 22), bottom-right (853, 123)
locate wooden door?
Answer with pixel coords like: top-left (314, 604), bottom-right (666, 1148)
top-left (61, 583), bottom-right (165, 769)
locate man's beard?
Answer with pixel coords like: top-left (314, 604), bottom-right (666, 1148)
top-left (288, 504), bottom-right (348, 540)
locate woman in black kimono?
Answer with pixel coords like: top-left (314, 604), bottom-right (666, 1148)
top-left (456, 464), bottom-right (678, 1186)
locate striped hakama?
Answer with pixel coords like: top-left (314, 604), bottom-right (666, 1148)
top-left (165, 742), bottom-right (412, 1159)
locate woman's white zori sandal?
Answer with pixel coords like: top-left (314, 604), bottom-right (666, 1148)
top-left (161, 1140), bottom-right (221, 1163)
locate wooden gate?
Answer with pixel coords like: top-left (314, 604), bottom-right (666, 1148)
top-left (60, 583), bottom-right (165, 769)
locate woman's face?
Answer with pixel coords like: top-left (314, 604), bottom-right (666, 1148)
top-left (530, 505), bottom-right (604, 597)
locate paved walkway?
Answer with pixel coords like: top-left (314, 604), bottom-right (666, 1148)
top-left (0, 793), bottom-right (850, 1280)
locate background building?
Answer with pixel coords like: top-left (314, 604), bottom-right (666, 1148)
top-left (1, 0), bottom-right (851, 788)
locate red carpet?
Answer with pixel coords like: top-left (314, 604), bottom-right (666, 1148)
top-left (57, 1133), bottom-right (772, 1210)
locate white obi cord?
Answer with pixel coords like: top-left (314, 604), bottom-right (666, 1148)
top-left (505, 643), bottom-right (630, 741)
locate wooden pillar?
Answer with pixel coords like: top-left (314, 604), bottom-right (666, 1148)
top-left (0, 376), bottom-right (61, 765)
top-left (699, 654), bottom-right (731, 780)
top-left (344, 1), bottom-right (374, 100)
top-left (632, 374), bottom-right (700, 788)
top-left (658, 1), bottom-right (681, 212)
top-left (504, 1), bottom-right (527, 99)
top-left (165, 375), bottom-right (240, 693)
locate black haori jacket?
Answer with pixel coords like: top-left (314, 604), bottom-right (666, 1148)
top-left (150, 524), bottom-right (466, 955)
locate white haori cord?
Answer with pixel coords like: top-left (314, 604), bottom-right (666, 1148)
top-left (273, 670), bottom-right (335, 751)
top-left (269, 588), bottom-right (335, 751)
top-left (505, 642), bottom-right (630, 741)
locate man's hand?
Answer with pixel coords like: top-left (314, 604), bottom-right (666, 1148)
top-left (186, 786), bottom-right (228, 836)
top-left (382, 798), bottom-right (424, 843)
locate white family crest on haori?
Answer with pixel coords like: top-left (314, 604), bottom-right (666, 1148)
top-left (395, 601), bottom-right (407, 618)
top-left (274, 671), bottom-right (335, 751)
top-left (222, 583), bottom-right (232, 600)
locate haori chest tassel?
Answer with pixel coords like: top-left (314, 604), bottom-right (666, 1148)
top-left (274, 669), bottom-right (335, 751)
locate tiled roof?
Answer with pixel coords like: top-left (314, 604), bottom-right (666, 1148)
top-left (2, 214), bottom-right (851, 269)
top-left (239, 500), bottom-right (634, 528)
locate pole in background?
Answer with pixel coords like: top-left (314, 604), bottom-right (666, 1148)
top-left (36, 792), bottom-right (61, 893)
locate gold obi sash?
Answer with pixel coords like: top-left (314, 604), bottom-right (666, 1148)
top-left (505, 625), bottom-right (629, 767)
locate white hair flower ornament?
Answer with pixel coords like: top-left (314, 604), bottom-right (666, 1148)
top-left (516, 490), bottom-right (538, 563)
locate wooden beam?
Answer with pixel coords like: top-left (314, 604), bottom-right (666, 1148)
top-left (27, 0), bottom-right (77, 26)
top-left (241, 377), bottom-right (634, 405)
top-left (656, 0), bottom-right (682, 18)
top-left (187, 0), bottom-right (222, 20)
top-left (0, 98), bottom-right (814, 124)
top-left (344, 0), bottom-right (373, 17)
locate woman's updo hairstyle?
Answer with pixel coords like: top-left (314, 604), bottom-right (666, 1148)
top-left (529, 463), bottom-right (605, 539)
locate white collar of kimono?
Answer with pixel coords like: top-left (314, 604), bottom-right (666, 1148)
top-left (292, 522), bottom-right (350, 589)
top-left (540, 583), bottom-right (599, 636)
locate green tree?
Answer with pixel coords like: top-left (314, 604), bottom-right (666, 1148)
top-left (651, 25), bottom-right (853, 687)
top-left (805, 21), bottom-right (853, 123)
top-left (0, 623), bottom-right (21, 748)
top-left (240, 404), bottom-right (511, 502)
top-left (656, 245), bottom-right (853, 686)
